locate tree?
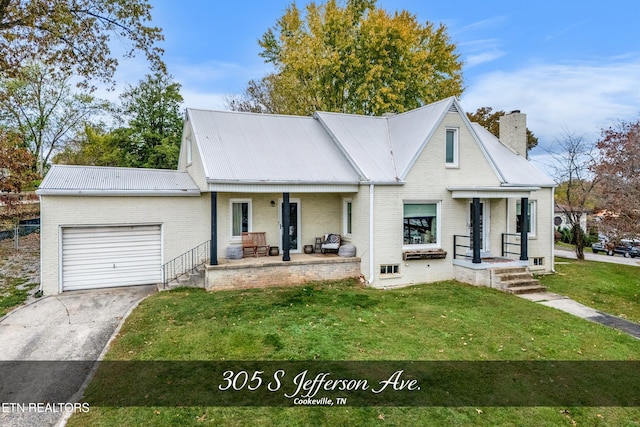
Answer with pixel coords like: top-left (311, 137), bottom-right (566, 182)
top-left (467, 106), bottom-right (539, 151)
top-left (592, 117), bottom-right (640, 239)
top-left (56, 73), bottom-right (184, 169)
top-left (0, 64), bottom-right (107, 176)
top-left (0, 0), bottom-right (164, 87)
top-left (228, 0), bottom-right (463, 116)
top-left (0, 130), bottom-right (37, 196)
top-left (546, 131), bottom-right (599, 259)
top-left (114, 72), bottom-right (184, 169)
top-left (53, 124), bottom-right (123, 166)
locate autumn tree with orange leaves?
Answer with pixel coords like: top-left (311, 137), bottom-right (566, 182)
top-left (592, 117), bottom-right (640, 240)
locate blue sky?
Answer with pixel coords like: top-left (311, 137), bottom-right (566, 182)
top-left (107, 0), bottom-right (640, 166)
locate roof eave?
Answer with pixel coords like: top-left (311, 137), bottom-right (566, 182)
top-left (36, 189), bottom-right (201, 197)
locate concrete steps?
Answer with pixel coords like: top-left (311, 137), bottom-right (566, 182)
top-left (159, 265), bottom-right (206, 291)
top-left (491, 267), bottom-right (546, 295)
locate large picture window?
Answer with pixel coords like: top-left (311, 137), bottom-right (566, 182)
top-left (231, 199), bottom-right (251, 239)
top-left (403, 202), bottom-right (439, 246)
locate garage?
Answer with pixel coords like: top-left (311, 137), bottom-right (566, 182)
top-left (61, 225), bottom-right (162, 291)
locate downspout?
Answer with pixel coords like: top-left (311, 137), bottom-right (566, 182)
top-left (368, 184), bottom-right (375, 285)
top-left (551, 187), bottom-right (556, 273)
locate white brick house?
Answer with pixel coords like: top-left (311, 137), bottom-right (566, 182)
top-left (37, 97), bottom-right (555, 294)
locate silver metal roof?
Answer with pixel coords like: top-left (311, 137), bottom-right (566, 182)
top-left (188, 98), bottom-right (553, 188)
top-left (314, 112), bottom-right (396, 182)
top-left (471, 124), bottom-right (555, 187)
top-left (187, 109), bottom-right (361, 185)
top-left (37, 165), bottom-right (201, 196)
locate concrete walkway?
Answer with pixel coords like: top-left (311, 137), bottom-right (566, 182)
top-left (519, 291), bottom-right (640, 339)
top-left (0, 285), bottom-right (156, 427)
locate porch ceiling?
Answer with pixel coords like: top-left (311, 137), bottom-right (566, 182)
top-left (447, 186), bottom-right (541, 199)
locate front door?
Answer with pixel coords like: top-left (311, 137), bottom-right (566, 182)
top-left (279, 198), bottom-right (301, 253)
top-left (469, 200), bottom-right (490, 254)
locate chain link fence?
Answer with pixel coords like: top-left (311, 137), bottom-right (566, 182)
top-left (0, 221), bottom-right (40, 249)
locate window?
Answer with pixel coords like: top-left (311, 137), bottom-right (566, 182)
top-left (380, 264), bottom-right (399, 275)
top-left (445, 128), bottom-right (458, 167)
top-left (230, 199), bottom-right (251, 239)
top-left (533, 257), bottom-right (544, 266)
top-left (186, 136), bottom-right (193, 164)
top-left (343, 199), bottom-right (353, 236)
top-left (403, 202), bottom-right (440, 247)
top-left (516, 200), bottom-right (536, 236)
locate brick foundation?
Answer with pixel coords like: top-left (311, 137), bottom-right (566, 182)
top-left (205, 257), bottom-right (361, 291)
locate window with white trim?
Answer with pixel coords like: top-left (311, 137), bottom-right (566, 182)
top-left (186, 136), bottom-right (193, 164)
top-left (445, 128), bottom-right (458, 167)
top-left (516, 200), bottom-right (536, 237)
top-left (403, 202), bottom-right (441, 248)
top-left (343, 198), bottom-right (353, 237)
top-left (230, 199), bottom-right (252, 239)
top-left (380, 264), bottom-right (400, 275)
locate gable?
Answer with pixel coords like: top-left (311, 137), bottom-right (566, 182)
top-left (402, 112), bottom-right (503, 189)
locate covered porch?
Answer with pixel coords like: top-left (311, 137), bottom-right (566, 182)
top-left (447, 187), bottom-right (545, 292)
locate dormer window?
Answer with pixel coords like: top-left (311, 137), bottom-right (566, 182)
top-left (445, 128), bottom-right (458, 167)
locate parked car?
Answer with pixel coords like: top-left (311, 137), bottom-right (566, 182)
top-left (592, 241), bottom-right (639, 257)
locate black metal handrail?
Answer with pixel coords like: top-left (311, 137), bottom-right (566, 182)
top-left (501, 233), bottom-right (521, 258)
top-left (162, 240), bottom-right (210, 286)
top-left (453, 235), bottom-right (472, 260)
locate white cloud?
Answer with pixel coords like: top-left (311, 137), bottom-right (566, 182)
top-left (461, 55), bottom-right (640, 146)
top-left (465, 49), bottom-right (505, 68)
top-left (180, 89), bottom-right (230, 111)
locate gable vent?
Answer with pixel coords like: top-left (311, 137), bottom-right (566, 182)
top-left (448, 104), bottom-right (458, 113)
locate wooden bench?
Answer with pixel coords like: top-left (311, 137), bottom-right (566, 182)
top-left (242, 232), bottom-right (270, 257)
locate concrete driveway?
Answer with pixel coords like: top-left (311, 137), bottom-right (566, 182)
top-left (0, 285), bottom-right (156, 427)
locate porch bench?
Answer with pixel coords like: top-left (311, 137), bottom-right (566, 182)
top-left (242, 232), bottom-right (270, 257)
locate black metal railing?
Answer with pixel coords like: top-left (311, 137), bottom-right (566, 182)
top-left (501, 233), bottom-right (521, 258)
top-left (162, 241), bottom-right (210, 286)
top-left (453, 235), bottom-right (472, 260)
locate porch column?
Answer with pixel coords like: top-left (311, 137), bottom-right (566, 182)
top-left (282, 192), bottom-right (291, 262)
top-left (210, 191), bottom-right (218, 266)
top-left (472, 197), bottom-right (481, 264)
top-left (520, 197), bottom-right (529, 261)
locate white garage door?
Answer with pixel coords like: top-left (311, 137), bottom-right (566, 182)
top-left (62, 225), bottom-right (162, 291)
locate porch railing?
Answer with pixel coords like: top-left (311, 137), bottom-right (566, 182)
top-left (501, 233), bottom-right (521, 258)
top-left (453, 235), bottom-right (472, 260)
top-left (162, 240), bottom-right (210, 286)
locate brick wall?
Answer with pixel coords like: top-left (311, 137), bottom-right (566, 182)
top-left (205, 257), bottom-right (361, 291)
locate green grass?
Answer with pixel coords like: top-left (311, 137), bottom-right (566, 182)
top-left (68, 278), bottom-right (640, 426)
top-left (538, 258), bottom-right (640, 323)
top-left (0, 276), bottom-right (36, 317)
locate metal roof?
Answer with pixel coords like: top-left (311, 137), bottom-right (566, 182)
top-left (37, 165), bottom-right (201, 196)
top-left (313, 112), bottom-right (396, 182)
top-left (471, 124), bottom-right (555, 187)
top-left (187, 109), bottom-right (361, 185)
top-left (188, 98), bottom-right (553, 188)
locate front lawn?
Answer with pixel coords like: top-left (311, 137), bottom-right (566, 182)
top-left (539, 258), bottom-right (640, 323)
top-left (68, 278), bottom-right (640, 426)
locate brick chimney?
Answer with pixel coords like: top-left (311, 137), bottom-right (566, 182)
top-left (499, 110), bottom-right (527, 158)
